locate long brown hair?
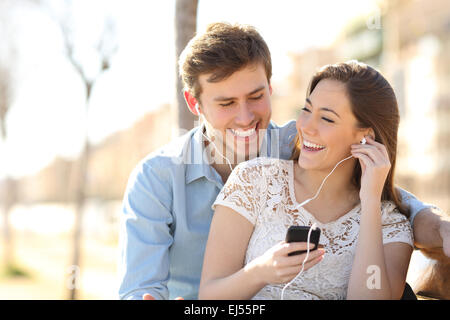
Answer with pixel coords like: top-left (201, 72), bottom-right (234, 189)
top-left (291, 61), bottom-right (408, 217)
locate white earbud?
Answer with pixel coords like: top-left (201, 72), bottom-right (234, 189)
top-left (361, 137), bottom-right (366, 145)
top-left (195, 103), bottom-right (200, 115)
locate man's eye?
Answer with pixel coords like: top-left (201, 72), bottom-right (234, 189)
top-left (249, 94), bottom-right (263, 100)
top-left (220, 101), bottom-right (234, 107)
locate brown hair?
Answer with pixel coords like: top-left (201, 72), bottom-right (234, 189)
top-left (178, 22), bottom-right (272, 101)
top-left (291, 61), bottom-right (408, 217)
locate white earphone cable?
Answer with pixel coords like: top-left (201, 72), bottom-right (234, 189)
top-left (196, 104), bottom-right (234, 172)
top-left (281, 223), bottom-right (317, 300)
top-left (281, 140), bottom-right (365, 299)
top-left (296, 155), bottom-right (354, 209)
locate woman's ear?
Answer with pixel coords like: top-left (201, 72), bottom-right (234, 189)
top-left (358, 128), bottom-right (375, 143)
top-left (184, 90), bottom-right (200, 116)
top-left (366, 128), bottom-right (375, 141)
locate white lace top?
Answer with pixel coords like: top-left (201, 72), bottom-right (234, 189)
top-left (212, 157), bottom-right (414, 300)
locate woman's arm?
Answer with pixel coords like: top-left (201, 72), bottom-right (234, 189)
top-left (198, 205), bottom-right (265, 300)
top-left (347, 199), bottom-right (413, 299)
top-left (350, 136), bottom-right (413, 299)
top-left (199, 205), bottom-right (325, 300)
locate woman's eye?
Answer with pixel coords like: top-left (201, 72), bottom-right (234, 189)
top-left (301, 107), bottom-right (311, 112)
top-left (322, 117), bottom-right (334, 123)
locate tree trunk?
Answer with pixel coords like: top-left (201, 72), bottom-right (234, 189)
top-left (68, 92), bottom-right (91, 300)
top-left (174, 0), bottom-right (198, 134)
top-left (68, 140), bottom-right (90, 300)
top-left (1, 177), bottom-right (17, 270)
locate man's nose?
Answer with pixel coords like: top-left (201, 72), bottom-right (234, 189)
top-left (235, 103), bottom-right (255, 127)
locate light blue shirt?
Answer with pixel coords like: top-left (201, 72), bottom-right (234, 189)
top-left (118, 120), bottom-right (432, 300)
top-left (118, 120), bottom-right (297, 300)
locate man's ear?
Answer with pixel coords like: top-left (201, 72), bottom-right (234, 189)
top-left (184, 90), bottom-right (199, 116)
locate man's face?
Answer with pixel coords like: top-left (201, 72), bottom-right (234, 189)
top-left (197, 63), bottom-right (272, 164)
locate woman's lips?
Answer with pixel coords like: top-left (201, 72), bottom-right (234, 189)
top-left (302, 139), bottom-right (326, 152)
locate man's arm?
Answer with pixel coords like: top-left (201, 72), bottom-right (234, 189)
top-left (413, 208), bottom-right (450, 258)
top-left (397, 187), bottom-right (450, 258)
top-left (118, 160), bottom-right (174, 300)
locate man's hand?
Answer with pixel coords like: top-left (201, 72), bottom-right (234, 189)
top-left (413, 208), bottom-right (450, 299)
top-left (142, 293), bottom-right (184, 300)
top-left (413, 208), bottom-right (450, 258)
top-left (439, 217), bottom-right (450, 258)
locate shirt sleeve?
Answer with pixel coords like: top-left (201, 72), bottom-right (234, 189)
top-left (212, 160), bottom-right (267, 225)
top-left (381, 202), bottom-right (414, 247)
top-left (397, 187), bottom-right (440, 227)
top-left (118, 160), bottom-right (174, 300)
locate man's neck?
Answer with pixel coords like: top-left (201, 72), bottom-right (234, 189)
top-left (211, 162), bottom-right (233, 184)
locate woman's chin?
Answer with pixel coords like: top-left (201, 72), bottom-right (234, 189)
top-left (297, 157), bottom-right (321, 170)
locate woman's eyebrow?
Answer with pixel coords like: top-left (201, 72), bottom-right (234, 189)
top-left (305, 98), bottom-right (341, 119)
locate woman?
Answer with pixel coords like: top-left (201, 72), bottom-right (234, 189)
top-left (198, 61), bottom-right (414, 300)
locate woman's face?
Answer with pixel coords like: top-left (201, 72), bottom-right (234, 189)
top-left (296, 79), bottom-right (363, 171)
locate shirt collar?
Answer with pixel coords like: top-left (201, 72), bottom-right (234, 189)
top-left (185, 124), bottom-right (223, 186)
top-left (184, 121), bottom-right (278, 185)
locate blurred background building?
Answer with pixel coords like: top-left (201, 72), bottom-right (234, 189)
top-left (0, 0), bottom-right (448, 299)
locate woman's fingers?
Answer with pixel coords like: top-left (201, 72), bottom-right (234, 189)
top-left (283, 248), bottom-right (325, 267)
top-left (351, 144), bottom-right (383, 164)
top-left (281, 254), bottom-right (325, 278)
top-left (351, 151), bottom-right (374, 167)
top-left (279, 241), bottom-right (317, 256)
top-left (355, 136), bottom-right (390, 161)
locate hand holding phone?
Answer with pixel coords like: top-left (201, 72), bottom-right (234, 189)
top-left (285, 225), bottom-right (321, 256)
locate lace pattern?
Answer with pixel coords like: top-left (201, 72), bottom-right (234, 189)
top-left (212, 157), bottom-right (414, 300)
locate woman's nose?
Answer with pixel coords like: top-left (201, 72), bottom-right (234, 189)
top-left (299, 115), bottom-right (317, 136)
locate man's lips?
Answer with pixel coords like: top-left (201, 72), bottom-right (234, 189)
top-left (227, 122), bottom-right (260, 141)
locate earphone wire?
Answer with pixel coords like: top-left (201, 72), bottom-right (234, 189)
top-left (196, 105), bottom-right (234, 172)
top-left (281, 223), bottom-right (317, 300)
top-left (201, 131), bottom-right (234, 172)
top-left (296, 154), bottom-right (354, 209)
top-left (281, 152), bottom-right (356, 299)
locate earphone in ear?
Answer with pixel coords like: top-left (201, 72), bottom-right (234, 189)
top-left (194, 103), bottom-right (200, 115)
top-left (360, 137), bottom-right (366, 145)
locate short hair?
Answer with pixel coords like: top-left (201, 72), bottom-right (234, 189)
top-left (178, 22), bottom-right (272, 101)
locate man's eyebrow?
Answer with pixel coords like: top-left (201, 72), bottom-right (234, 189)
top-left (214, 85), bottom-right (265, 101)
top-left (305, 98), bottom-right (341, 118)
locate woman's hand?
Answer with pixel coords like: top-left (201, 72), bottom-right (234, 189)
top-left (351, 136), bottom-right (391, 202)
top-left (246, 241), bottom-right (325, 286)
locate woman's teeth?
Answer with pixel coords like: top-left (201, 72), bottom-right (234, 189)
top-left (303, 140), bottom-right (326, 150)
top-left (230, 127), bottom-right (256, 137)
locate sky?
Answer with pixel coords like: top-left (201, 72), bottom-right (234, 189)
top-left (0, 0), bottom-right (378, 179)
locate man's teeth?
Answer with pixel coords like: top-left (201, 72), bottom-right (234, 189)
top-left (303, 140), bottom-right (326, 149)
top-left (231, 127), bottom-right (256, 137)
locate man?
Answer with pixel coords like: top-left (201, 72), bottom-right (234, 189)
top-left (118, 22), bottom-right (449, 300)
